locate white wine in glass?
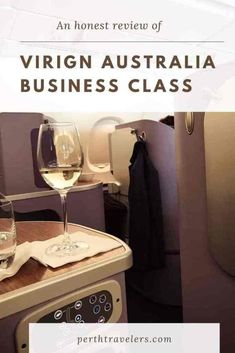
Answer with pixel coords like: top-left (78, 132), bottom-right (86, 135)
top-left (37, 122), bottom-right (89, 257)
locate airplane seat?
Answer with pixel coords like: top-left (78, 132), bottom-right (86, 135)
top-left (175, 112), bottom-right (235, 353)
top-left (0, 112), bottom-right (105, 231)
top-left (0, 114), bottom-right (132, 353)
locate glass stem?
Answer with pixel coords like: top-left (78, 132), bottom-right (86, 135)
top-left (60, 192), bottom-right (70, 245)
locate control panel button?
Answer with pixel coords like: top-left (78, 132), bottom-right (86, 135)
top-left (75, 314), bottom-right (82, 323)
top-left (89, 295), bottom-right (97, 304)
top-left (74, 300), bottom-right (82, 310)
top-left (54, 310), bottom-right (63, 320)
top-left (93, 305), bottom-right (101, 315)
top-left (98, 316), bottom-right (106, 323)
top-left (104, 303), bottom-right (111, 312)
top-left (99, 294), bottom-right (107, 304)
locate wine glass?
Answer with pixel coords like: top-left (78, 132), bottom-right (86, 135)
top-left (37, 122), bottom-right (89, 257)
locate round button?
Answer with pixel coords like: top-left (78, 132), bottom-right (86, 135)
top-left (54, 310), bottom-right (63, 320)
top-left (93, 305), bottom-right (101, 315)
top-left (98, 316), bottom-right (106, 323)
top-left (80, 320), bottom-right (85, 323)
top-left (75, 314), bottom-right (82, 323)
top-left (74, 300), bottom-right (82, 310)
top-left (104, 303), bottom-right (111, 312)
top-left (89, 295), bottom-right (97, 304)
top-left (99, 294), bottom-right (107, 304)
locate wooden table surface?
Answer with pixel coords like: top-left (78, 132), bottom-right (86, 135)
top-left (0, 221), bottom-right (125, 295)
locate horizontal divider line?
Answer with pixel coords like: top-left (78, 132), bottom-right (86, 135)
top-left (20, 40), bottom-right (225, 43)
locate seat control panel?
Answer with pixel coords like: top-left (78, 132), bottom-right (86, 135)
top-left (38, 290), bottom-right (113, 323)
top-left (16, 280), bottom-right (122, 353)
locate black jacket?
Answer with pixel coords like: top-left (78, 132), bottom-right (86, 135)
top-left (128, 141), bottom-right (165, 270)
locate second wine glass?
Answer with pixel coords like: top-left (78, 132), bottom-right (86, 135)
top-left (37, 121), bottom-right (89, 257)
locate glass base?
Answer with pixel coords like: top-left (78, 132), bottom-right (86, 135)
top-left (45, 241), bottom-right (89, 257)
top-left (0, 253), bottom-right (15, 270)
